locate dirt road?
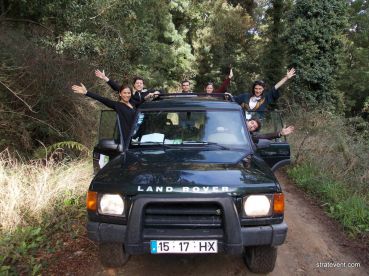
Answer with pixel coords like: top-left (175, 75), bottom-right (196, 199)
top-left (46, 170), bottom-right (368, 275)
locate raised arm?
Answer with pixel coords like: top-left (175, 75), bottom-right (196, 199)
top-left (215, 68), bottom-right (233, 93)
top-left (72, 83), bottom-right (116, 109)
top-left (274, 68), bottom-right (296, 90)
top-left (279, 125), bottom-right (294, 136)
top-left (229, 67), bottom-right (233, 79)
top-left (95, 69), bottom-right (109, 82)
top-left (95, 69), bottom-right (121, 92)
top-left (72, 83), bottom-right (88, 95)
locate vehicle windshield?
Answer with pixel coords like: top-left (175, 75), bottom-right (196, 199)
top-left (130, 110), bottom-right (250, 148)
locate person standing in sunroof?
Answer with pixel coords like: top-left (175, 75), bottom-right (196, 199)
top-left (234, 68), bottom-right (296, 112)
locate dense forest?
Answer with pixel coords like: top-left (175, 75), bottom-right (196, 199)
top-left (1, 0), bottom-right (368, 155)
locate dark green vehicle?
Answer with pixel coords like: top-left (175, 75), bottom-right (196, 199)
top-left (87, 94), bottom-right (290, 273)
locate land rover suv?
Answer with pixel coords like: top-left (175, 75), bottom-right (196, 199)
top-left (87, 94), bottom-right (289, 273)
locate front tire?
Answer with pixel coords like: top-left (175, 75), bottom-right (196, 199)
top-left (243, 246), bottom-right (277, 273)
top-left (99, 242), bottom-right (130, 267)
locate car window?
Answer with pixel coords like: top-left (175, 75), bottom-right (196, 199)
top-left (131, 110), bottom-right (250, 148)
top-left (245, 111), bottom-right (283, 135)
top-left (98, 110), bottom-right (120, 142)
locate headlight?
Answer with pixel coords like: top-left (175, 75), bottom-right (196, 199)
top-left (99, 194), bottom-right (124, 216)
top-left (243, 195), bottom-right (272, 217)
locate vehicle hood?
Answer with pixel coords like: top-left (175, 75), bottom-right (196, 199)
top-left (91, 148), bottom-right (279, 196)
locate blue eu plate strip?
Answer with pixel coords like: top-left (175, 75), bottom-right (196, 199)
top-left (150, 240), bottom-right (157, 254)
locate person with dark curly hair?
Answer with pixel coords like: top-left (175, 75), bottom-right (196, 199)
top-left (235, 68), bottom-right (296, 112)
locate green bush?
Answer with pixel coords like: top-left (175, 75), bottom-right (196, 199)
top-left (0, 226), bottom-right (44, 275)
top-left (334, 196), bottom-right (369, 235)
top-left (0, 194), bottom-right (86, 275)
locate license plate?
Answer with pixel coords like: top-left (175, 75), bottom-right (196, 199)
top-left (150, 240), bottom-right (217, 254)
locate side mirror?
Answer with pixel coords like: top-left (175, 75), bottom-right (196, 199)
top-left (97, 139), bottom-right (120, 151)
top-left (256, 139), bottom-right (271, 149)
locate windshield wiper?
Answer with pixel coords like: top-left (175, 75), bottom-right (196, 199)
top-left (133, 142), bottom-right (169, 148)
top-left (134, 141), bottom-right (229, 150)
top-left (181, 141), bottom-right (229, 150)
top-left (205, 142), bottom-right (229, 150)
top-left (182, 141), bottom-right (208, 145)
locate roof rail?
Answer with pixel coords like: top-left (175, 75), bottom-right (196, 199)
top-left (156, 92), bottom-right (234, 102)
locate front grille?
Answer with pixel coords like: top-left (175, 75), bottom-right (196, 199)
top-left (144, 202), bottom-right (223, 228)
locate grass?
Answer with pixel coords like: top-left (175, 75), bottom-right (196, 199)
top-left (285, 110), bottom-right (369, 239)
top-left (288, 163), bottom-right (369, 236)
top-left (0, 153), bottom-right (92, 274)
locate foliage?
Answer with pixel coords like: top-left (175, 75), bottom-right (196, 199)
top-left (288, 163), bottom-right (369, 236)
top-left (287, 109), bottom-right (369, 189)
top-left (337, 0), bottom-right (369, 115)
top-left (363, 98), bottom-right (369, 112)
top-left (228, 0), bottom-right (257, 16)
top-left (0, 29), bottom-right (98, 155)
top-left (286, 109), bottom-right (369, 237)
top-left (33, 141), bottom-right (90, 160)
top-left (1, 1), bottom-right (191, 88)
top-left (5, 0), bottom-right (197, 89)
top-left (0, 226), bottom-right (44, 275)
top-left (260, 0), bottom-right (287, 86)
top-left (0, 202), bottom-right (86, 275)
top-left (285, 0), bottom-right (349, 111)
top-left (0, 153), bottom-right (91, 274)
top-left (346, 116), bottom-right (369, 141)
top-left (189, 0), bottom-right (256, 93)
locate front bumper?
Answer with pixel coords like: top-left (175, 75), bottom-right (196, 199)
top-left (87, 194), bottom-right (288, 255)
top-left (88, 221), bottom-right (287, 254)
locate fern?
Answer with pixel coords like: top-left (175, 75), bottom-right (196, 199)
top-left (33, 141), bottom-right (90, 159)
top-left (47, 141), bottom-right (89, 153)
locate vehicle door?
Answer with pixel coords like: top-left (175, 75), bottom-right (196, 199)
top-left (92, 110), bottom-right (122, 174)
top-left (246, 111), bottom-right (291, 172)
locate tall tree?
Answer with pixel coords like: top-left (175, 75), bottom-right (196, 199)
top-left (260, 0), bottom-right (287, 86)
top-left (2, 0), bottom-right (196, 88)
top-left (286, 0), bottom-right (348, 110)
top-left (190, 0), bottom-right (256, 93)
top-left (337, 0), bottom-right (369, 115)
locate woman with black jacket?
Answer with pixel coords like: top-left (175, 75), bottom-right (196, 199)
top-left (72, 83), bottom-right (136, 146)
